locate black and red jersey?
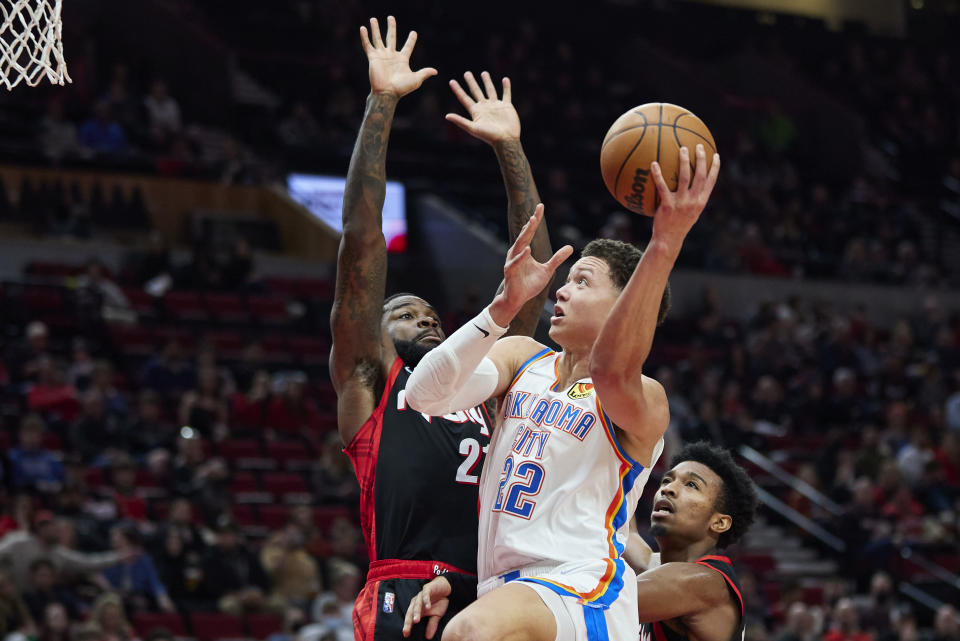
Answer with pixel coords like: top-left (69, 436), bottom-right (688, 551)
top-left (640, 555), bottom-right (745, 641)
top-left (345, 357), bottom-right (493, 573)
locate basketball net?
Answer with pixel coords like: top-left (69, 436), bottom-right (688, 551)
top-left (0, 0), bottom-right (70, 90)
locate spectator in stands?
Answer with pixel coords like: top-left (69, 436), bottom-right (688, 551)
top-left (260, 521), bottom-right (321, 612)
top-left (266, 371), bottom-right (321, 438)
top-left (5, 320), bottom-right (51, 385)
top-left (90, 360), bottom-right (129, 419)
top-left (27, 356), bottom-right (80, 424)
top-left (857, 572), bottom-right (896, 635)
top-left (154, 527), bottom-right (204, 611)
top-left (932, 605), bottom-right (960, 641)
top-left (129, 231), bottom-right (173, 288)
top-left (0, 493), bottom-right (35, 538)
top-left (79, 101), bottom-right (128, 156)
top-left (156, 498), bottom-right (205, 555)
top-left (824, 597), bottom-right (875, 641)
top-left (775, 602), bottom-right (817, 641)
top-left (277, 101), bottom-right (321, 149)
top-left (102, 76), bottom-right (141, 140)
top-left (220, 237), bottom-right (256, 291)
top-left (168, 429), bottom-right (230, 522)
top-left (101, 522), bottom-right (175, 613)
top-left (75, 259), bottom-right (132, 326)
top-left (0, 570), bottom-right (36, 639)
top-left (72, 622), bottom-right (104, 641)
top-left (140, 339), bottom-right (194, 404)
top-left (37, 602), bottom-right (71, 641)
top-left (202, 516), bottom-right (271, 615)
top-left (318, 517), bottom-right (364, 591)
top-left (216, 137), bottom-right (256, 185)
top-left (309, 559), bottom-right (359, 641)
top-left (22, 559), bottom-right (81, 622)
top-left (9, 413), bottom-right (64, 493)
top-left (66, 339), bottom-right (95, 392)
top-left (69, 390), bottom-right (124, 464)
top-left (178, 365), bottom-right (228, 441)
top-left (288, 505), bottom-right (324, 559)
top-left (143, 79), bottom-right (182, 147)
top-left (109, 454), bottom-right (146, 523)
top-left (232, 369), bottom-right (270, 432)
top-left (90, 593), bottom-right (136, 641)
top-left (314, 432), bottom-right (359, 506)
top-left (39, 100), bottom-right (79, 163)
top-left (0, 510), bottom-right (122, 594)
top-left (126, 390), bottom-right (175, 457)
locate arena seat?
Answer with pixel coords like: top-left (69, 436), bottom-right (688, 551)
top-left (190, 612), bottom-right (245, 641)
top-left (133, 611), bottom-right (187, 637)
top-left (245, 613), bottom-right (283, 640)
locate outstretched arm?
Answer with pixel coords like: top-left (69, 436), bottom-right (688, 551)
top-left (329, 16), bottom-right (437, 445)
top-left (590, 145), bottom-right (720, 459)
top-left (405, 206), bottom-right (571, 418)
top-left (636, 562), bottom-right (738, 630)
top-left (447, 72), bottom-right (553, 338)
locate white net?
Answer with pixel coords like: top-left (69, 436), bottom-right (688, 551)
top-left (0, 0), bottom-right (70, 90)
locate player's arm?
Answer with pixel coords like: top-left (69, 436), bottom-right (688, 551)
top-left (589, 145), bottom-right (720, 458)
top-left (622, 517), bottom-right (654, 573)
top-left (405, 206), bottom-right (572, 418)
top-left (329, 16), bottom-right (437, 445)
top-left (636, 561), bottom-right (738, 629)
top-left (446, 71), bottom-right (552, 338)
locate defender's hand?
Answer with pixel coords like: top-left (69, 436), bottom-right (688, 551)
top-left (491, 204), bottom-right (573, 324)
top-left (649, 144), bottom-right (720, 250)
top-left (402, 576), bottom-right (452, 639)
top-left (360, 16), bottom-right (437, 98)
top-left (446, 71), bottom-right (521, 144)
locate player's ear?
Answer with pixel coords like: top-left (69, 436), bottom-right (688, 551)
top-left (710, 512), bottom-right (732, 538)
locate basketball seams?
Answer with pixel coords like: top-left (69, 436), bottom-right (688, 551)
top-left (612, 124), bottom-right (649, 206)
top-left (654, 103), bottom-right (663, 213)
top-left (673, 113), bottom-right (717, 154)
top-left (601, 123), bottom-right (648, 152)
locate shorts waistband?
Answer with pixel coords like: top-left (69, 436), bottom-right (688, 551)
top-left (479, 563), bottom-right (563, 596)
top-left (366, 559), bottom-right (474, 582)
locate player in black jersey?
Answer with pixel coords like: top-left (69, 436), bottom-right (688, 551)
top-left (403, 442), bottom-right (757, 641)
top-left (330, 15), bottom-right (554, 641)
top-left (635, 442), bottom-right (758, 641)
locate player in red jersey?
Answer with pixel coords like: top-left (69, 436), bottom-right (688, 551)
top-left (330, 16), bottom-right (554, 641)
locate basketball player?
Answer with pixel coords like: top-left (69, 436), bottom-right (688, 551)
top-left (403, 442), bottom-right (757, 641)
top-left (330, 16), bottom-right (555, 641)
top-left (402, 143), bottom-right (720, 641)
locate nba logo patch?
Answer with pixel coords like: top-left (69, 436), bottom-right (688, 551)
top-left (383, 592), bottom-right (395, 613)
top-left (568, 382), bottom-right (594, 399)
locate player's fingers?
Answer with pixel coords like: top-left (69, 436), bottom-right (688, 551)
top-left (426, 616), bottom-right (440, 640)
top-left (505, 246), bottom-right (532, 273)
top-left (481, 71), bottom-right (498, 100)
top-left (415, 67), bottom-right (438, 85)
top-left (359, 26), bottom-right (373, 54)
top-left (445, 113), bottom-right (476, 134)
top-left (402, 595), bottom-right (417, 636)
top-left (399, 30), bottom-right (418, 57)
top-left (690, 144), bottom-right (707, 193)
top-left (702, 153), bottom-right (721, 197)
top-left (501, 77), bottom-right (512, 103)
top-left (545, 245), bottom-right (575, 271)
top-left (677, 146), bottom-right (691, 195)
top-left (369, 18), bottom-right (384, 48)
top-left (464, 71), bottom-right (485, 102)
top-left (448, 79), bottom-right (475, 107)
top-left (385, 15), bottom-right (397, 48)
top-left (650, 161), bottom-right (672, 204)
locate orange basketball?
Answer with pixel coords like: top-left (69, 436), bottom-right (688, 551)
top-left (600, 103), bottom-right (717, 216)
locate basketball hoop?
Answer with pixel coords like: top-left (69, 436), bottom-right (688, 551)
top-left (0, 0), bottom-right (70, 90)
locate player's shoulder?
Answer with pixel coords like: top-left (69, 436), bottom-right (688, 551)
top-left (666, 561), bottom-right (734, 607)
top-left (493, 335), bottom-right (551, 362)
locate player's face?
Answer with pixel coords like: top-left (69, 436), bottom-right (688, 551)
top-left (649, 461), bottom-right (727, 544)
top-left (549, 257), bottom-right (621, 350)
top-left (382, 295), bottom-right (445, 366)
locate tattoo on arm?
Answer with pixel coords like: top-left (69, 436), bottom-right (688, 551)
top-left (495, 139), bottom-right (554, 337)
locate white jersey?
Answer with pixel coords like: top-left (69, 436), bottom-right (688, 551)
top-left (477, 347), bottom-right (663, 606)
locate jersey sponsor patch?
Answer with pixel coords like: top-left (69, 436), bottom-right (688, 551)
top-left (567, 382), bottom-right (594, 400)
top-left (383, 591), bottom-right (395, 613)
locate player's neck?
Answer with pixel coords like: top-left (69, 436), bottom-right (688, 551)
top-left (657, 538), bottom-right (717, 564)
top-left (555, 349), bottom-right (591, 389)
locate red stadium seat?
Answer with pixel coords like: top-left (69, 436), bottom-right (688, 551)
top-left (258, 504), bottom-right (290, 530)
top-left (122, 287), bottom-right (158, 320)
top-left (230, 471), bottom-right (260, 493)
top-left (133, 611), bottom-right (187, 637)
top-left (266, 440), bottom-right (314, 469)
top-left (110, 325), bottom-right (155, 356)
top-left (232, 504), bottom-right (257, 527)
top-left (205, 293), bottom-right (250, 324)
top-left (164, 291), bottom-right (208, 322)
top-left (219, 439), bottom-right (263, 462)
top-left (314, 506), bottom-right (352, 532)
top-left (245, 613), bottom-right (283, 640)
top-left (261, 335), bottom-right (292, 363)
top-left (190, 612), bottom-right (244, 641)
top-left (206, 330), bottom-right (245, 359)
top-left (288, 335), bottom-right (329, 366)
top-left (262, 472), bottom-right (308, 496)
top-left (248, 296), bottom-right (289, 326)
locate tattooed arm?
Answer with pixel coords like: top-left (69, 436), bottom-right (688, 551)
top-left (446, 72), bottom-right (553, 338)
top-left (329, 16), bottom-right (437, 446)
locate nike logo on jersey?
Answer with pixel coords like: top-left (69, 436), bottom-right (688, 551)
top-left (473, 324), bottom-right (490, 338)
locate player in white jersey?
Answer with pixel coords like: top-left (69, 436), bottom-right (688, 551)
top-left (403, 144), bottom-right (720, 641)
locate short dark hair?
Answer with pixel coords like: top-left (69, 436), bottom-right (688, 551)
top-left (29, 559), bottom-right (54, 573)
top-left (581, 239), bottom-right (671, 325)
top-left (669, 442), bottom-right (758, 548)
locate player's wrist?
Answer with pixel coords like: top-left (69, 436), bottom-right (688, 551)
top-left (488, 295), bottom-right (520, 328)
top-left (647, 234), bottom-right (684, 260)
top-left (368, 90), bottom-right (401, 105)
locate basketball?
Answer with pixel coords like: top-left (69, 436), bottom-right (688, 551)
top-left (600, 103), bottom-right (717, 216)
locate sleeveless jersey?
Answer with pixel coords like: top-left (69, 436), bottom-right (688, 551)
top-left (345, 357), bottom-right (493, 572)
top-left (640, 555), bottom-right (745, 641)
top-left (477, 347), bottom-right (662, 598)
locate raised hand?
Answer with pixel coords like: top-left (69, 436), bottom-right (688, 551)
top-left (360, 16), bottom-right (437, 98)
top-left (446, 71), bottom-right (521, 144)
top-left (402, 576), bottom-right (451, 639)
top-left (493, 204), bottom-right (573, 322)
top-left (649, 144), bottom-right (720, 248)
